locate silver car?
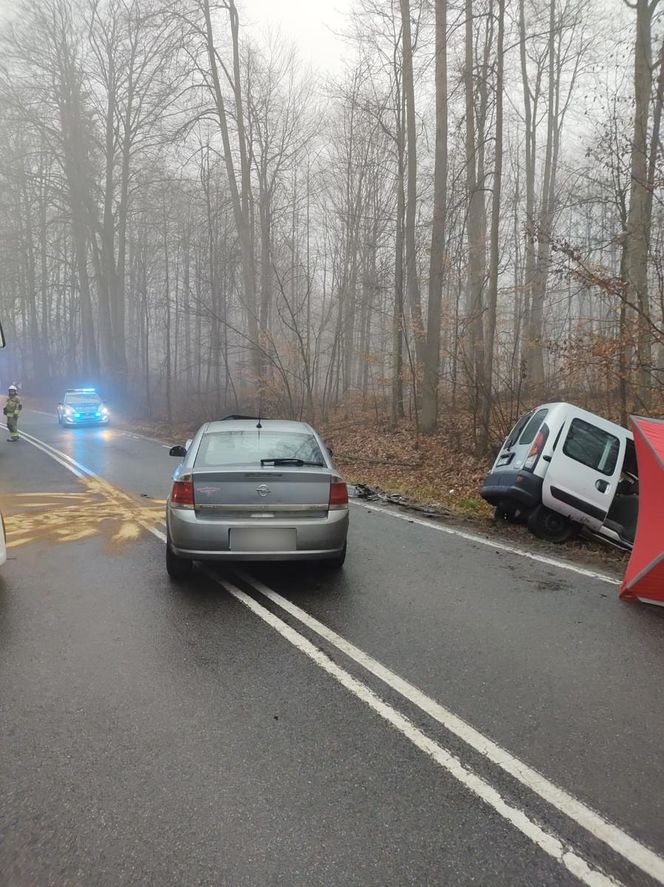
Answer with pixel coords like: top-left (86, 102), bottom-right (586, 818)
top-left (166, 418), bottom-right (349, 578)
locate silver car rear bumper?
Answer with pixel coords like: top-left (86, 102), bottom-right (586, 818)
top-left (167, 505), bottom-right (348, 561)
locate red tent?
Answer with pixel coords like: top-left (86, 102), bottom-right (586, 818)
top-left (620, 416), bottom-right (664, 605)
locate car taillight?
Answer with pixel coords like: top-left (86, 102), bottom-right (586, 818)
top-left (171, 477), bottom-right (195, 509)
top-left (524, 423), bottom-right (550, 471)
top-left (329, 477), bottom-right (348, 510)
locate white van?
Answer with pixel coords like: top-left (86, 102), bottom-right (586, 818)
top-left (481, 403), bottom-right (638, 549)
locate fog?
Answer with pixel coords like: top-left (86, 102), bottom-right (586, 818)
top-left (0, 0), bottom-right (661, 446)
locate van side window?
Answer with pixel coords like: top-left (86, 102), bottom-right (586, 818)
top-left (563, 418), bottom-right (620, 476)
top-left (518, 409), bottom-right (549, 447)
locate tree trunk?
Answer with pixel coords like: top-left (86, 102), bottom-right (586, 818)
top-left (400, 0), bottom-right (424, 372)
top-left (421, 0), bottom-right (448, 433)
top-left (519, 0), bottom-right (537, 379)
top-left (201, 0), bottom-right (259, 386)
top-left (465, 0), bottom-right (485, 414)
top-left (623, 0), bottom-right (656, 408)
top-left (525, 0), bottom-right (557, 390)
top-left (392, 117), bottom-right (406, 423)
top-left (479, 0), bottom-right (505, 452)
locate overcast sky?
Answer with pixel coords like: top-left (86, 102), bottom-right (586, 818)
top-left (239, 0), bottom-right (351, 72)
top-left (0, 0), bottom-right (352, 72)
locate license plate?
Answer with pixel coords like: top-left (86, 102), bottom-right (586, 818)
top-left (229, 528), bottom-right (296, 552)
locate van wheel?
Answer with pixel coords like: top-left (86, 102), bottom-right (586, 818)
top-left (527, 505), bottom-right (576, 544)
top-left (495, 501), bottom-right (524, 524)
top-left (166, 539), bottom-right (193, 579)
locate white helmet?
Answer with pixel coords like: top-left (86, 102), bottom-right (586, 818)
top-left (8, 385), bottom-right (17, 394)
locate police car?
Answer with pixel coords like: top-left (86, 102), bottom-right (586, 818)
top-left (57, 389), bottom-right (110, 426)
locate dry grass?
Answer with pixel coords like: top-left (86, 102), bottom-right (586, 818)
top-left (321, 420), bottom-right (494, 518)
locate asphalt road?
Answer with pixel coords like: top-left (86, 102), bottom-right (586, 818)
top-left (2, 410), bottom-right (664, 886)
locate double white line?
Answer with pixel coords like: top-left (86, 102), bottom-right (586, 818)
top-left (16, 427), bottom-right (664, 886)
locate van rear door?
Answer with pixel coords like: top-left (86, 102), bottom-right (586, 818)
top-left (493, 407), bottom-right (549, 471)
top-left (542, 410), bottom-right (626, 529)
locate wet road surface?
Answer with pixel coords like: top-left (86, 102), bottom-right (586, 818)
top-left (1, 411), bottom-right (664, 886)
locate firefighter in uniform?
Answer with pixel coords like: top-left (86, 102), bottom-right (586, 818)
top-left (4, 385), bottom-right (22, 441)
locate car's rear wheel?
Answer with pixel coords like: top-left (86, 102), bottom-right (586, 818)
top-left (527, 505), bottom-right (576, 544)
top-left (166, 538), bottom-right (193, 579)
top-left (323, 542), bottom-right (347, 570)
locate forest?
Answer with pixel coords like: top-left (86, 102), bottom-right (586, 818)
top-left (0, 0), bottom-right (662, 455)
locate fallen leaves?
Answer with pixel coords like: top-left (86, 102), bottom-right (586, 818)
top-left (322, 419), bottom-right (493, 518)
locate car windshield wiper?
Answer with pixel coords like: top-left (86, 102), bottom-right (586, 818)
top-left (260, 458), bottom-right (325, 467)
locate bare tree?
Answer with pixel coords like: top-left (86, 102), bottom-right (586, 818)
top-left (421, 0), bottom-right (448, 432)
top-left (622, 0), bottom-right (660, 407)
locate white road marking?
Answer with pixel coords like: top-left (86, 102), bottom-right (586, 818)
top-left (127, 522), bottom-right (625, 883)
top-left (19, 429), bottom-right (166, 539)
top-left (353, 502), bottom-right (622, 586)
top-left (114, 428), bottom-right (173, 448)
top-left (18, 431), bottom-right (85, 477)
top-left (20, 428), bottom-right (664, 884)
top-left (235, 570), bottom-right (664, 884)
top-left (24, 410), bottom-right (172, 449)
top-left (14, 428), bottom-right (652, 884)
top-left (209, 574), bottom-right (618, 887)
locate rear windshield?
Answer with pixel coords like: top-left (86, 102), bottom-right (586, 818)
top-left (195, 430), bottom-right (325, 468)
top-left (504, 412), bottom-right (532, 449)
top-left (64, 392), bottom-right (101, 405)
top-left (563, 418), bottom-right (620, 476)
top-left (518, 408), bottom-right (549, 446)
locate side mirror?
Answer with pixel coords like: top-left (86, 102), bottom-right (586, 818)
top-left (169, 445), bottom-right (187, 458)
top-left (0, 321), bottom-right (6, 349)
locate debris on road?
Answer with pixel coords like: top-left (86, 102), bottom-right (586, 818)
top-left (353, 483), bottom-right (453, 518)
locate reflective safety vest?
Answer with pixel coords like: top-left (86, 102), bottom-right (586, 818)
top-left (4, 396), bottom-right (21, 418)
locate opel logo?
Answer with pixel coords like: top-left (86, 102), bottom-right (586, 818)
top-left (256, 484), bottom-right (271, 498)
